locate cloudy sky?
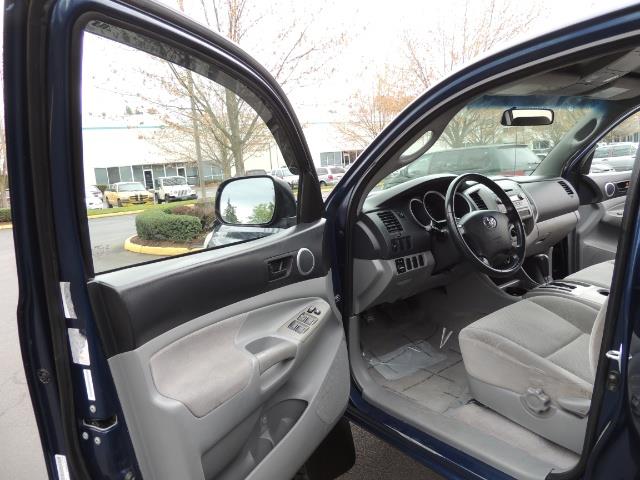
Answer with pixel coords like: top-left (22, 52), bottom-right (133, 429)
top-left (3, 0), bottom-right (637, 137)
top-left (151, 0), bottom-right (636, 123)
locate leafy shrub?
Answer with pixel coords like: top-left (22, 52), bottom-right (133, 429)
top-left (164, 205), bottom-right (193, 216)
top-left (0, 208), bottom-right (11, 223)
top-left (135, 209), bottom-right (202, 242)
top-left (165, 203), bottom-right (216, 230)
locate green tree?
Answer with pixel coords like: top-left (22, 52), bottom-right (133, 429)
top-left (249, 202), bottom-right (275, 224)
top-left (223, 198), bottom-right (239, 223)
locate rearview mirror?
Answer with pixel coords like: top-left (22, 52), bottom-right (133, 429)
top-left (215, 175), bottom-right (296, 226)
top-left (501, 108), bottom-right (554, 126)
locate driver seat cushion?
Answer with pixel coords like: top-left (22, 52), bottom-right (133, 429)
top-left (564, 259), bottom-right (614, 289)
top-left (459, 296), bottom-right (599, 403)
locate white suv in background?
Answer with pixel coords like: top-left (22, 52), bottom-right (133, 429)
top-left (85, 185), bottom-right (104, 210)
top-left (316, 166), bottom-right (346, 186)
top-left (153, 176), bottom-right (198, 203)
top-left (270, 167), bottom-right (298, 187)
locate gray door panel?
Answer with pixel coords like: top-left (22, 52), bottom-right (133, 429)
top-left (89, 220), bottom-right (349, 479)
top-left (108, 274), bottom-right (349, 480)
top-left (574, 172), bottom-right (631, 271)
top-left (576, 197), bottom-right (625, 268)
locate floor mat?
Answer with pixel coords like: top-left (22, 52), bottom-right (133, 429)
top-left (363, 319), bottom-right (472, 414)
top-left (369, 341), bottom-right (447, 381)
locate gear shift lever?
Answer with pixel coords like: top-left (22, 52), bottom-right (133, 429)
top-left (533, 254), bottom-right (553, 284)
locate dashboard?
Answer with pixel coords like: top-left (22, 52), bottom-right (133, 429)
top-left (410, 190), bottom-right (472, 227)
top-left (351, 174), bottom-right (580, 313)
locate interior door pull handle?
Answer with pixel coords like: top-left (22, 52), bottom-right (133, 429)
top-left (254, 341), bottom-right (297, 374)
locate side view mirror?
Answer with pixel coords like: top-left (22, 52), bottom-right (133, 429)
top-left (215, 175), bottom-right (296, 227)
top-left (501, 108), bottom-right (554, 126)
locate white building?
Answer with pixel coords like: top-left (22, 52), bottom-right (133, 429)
top-left (82, 113), bottom-right (361, 189)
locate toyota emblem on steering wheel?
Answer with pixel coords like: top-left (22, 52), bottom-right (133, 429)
top-left (483, 216), bottom-right (497, 229)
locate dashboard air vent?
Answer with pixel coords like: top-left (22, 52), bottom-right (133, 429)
top-left (377, 211), bottom-right (403, 233)
top-left (558, 180), bottom-right (574, 195)
top-left (469, 191), bottom-right (488, 210)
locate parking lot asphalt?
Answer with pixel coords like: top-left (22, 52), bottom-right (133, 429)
top-left (0, 227), bottom-right (436, 479)
top-left (88, 213), bottom-right (162, 271)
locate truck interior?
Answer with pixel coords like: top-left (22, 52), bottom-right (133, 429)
top-left (346, 47), bottom-right (639, 479)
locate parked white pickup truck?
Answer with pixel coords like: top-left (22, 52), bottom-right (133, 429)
top-left (153, 176), bottom-right (198, 203)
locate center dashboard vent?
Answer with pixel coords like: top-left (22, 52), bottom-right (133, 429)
top-left (558, 180), bottom-right (574, 196)
top-left (377, 211), bottom-right (403, 233)
top-left (469, 191), bottom-right (488, 210)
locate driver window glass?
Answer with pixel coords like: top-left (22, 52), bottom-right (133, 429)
top-left (590, 113), bottom-right (640, 174)
top-left (81, 23), bottom-right (296, 273)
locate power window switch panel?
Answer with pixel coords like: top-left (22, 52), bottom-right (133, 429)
top-left (302, 316), bottom-right (317, 326)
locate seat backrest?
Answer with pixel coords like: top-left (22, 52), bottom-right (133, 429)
top-left (589, 297), bottom-right (609, 376)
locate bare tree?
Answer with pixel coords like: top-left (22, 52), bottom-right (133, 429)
top-left (605, 112), bottom-right (640, 143)
top-left (404, 0), bottom-right (541, 92)
top-left (402, 0), bottom-right (541, 148)
top-left (338, 67), bottom-right (414, 147)
top-left (147, 0), bottom-right (347, 181)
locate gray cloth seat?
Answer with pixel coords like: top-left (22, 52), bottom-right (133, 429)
top-left (564, 260), bottom-right (615, 289)
top-left (459, 295), bottom-right (607, 453)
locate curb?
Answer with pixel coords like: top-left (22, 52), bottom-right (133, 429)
top-left (0, 223), bottom-right (12, 230)
top-left (88, 209), bottom-right (144, 219)
top-left (123, 236), bottom-right (203, 256)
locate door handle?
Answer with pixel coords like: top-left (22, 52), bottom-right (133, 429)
top-left (251, 339), bottom-right (297, 374)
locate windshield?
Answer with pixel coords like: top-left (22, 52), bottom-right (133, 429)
top-left (161, 177), bottom-right (187, 186)
top-left (378, 96), bottom-right (600, 191)
top-left (118, 182), bottom-right (147, 192)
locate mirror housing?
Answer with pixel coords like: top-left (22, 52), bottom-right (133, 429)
top-left (215, 175), bottom-right (296, 227)
top-left (501, 108), bottom-right (554, 126)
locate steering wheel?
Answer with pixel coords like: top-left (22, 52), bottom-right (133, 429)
top-left (445, 173), bottom-right (526, 277)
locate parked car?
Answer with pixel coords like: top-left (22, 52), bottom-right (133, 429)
top-left (85, 185), bottom-right (104, 210)
top-left (7, 3), bottom-right (640, 480)
top-left (591, 142), bottom-right (638, 171)
top-left (270, 166), bottom-right (299, 187)
top-left (152, 176), bottom-right (198, 203)
top-left (104, 181), bottom-right (153, 207)
top-left (590, 162), bottom-right (615, 173)
top-left (316, 166), bottom-right (346, 186)
top-left (383, 144), bottom-right (540, 189)
top-left (244, 169), bottom-right (268, 176)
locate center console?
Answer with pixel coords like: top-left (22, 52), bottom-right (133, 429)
top-left (524, 280), bottom-right (609, 309)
